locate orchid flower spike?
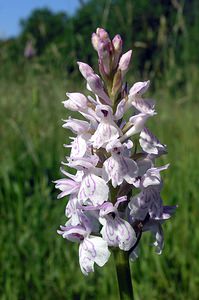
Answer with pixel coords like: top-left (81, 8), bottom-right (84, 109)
top-left (55, 28), bottom-right (176, 278)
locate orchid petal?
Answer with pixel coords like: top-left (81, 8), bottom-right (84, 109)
top-left (143, 221), bottom-right (164, 255)
top-left (120, 113), bottom-right (150, 142)
top-left (129, 80), bottom-right (150, 97)
top-left (54, 178), bottom-right (80, 199)
top-left (69, 134), bottom-right (91, 158)
top-left (141, 164), bottom-right (169, 188)
top-left (63, 118), bottom-right (90, 134)
top-left (100, 215), bottom-right (136, 251)
top-left (132, 98), bottom-right (156, 115)
top-left (57, 224), bottom-right (87, 242)
top-left (78, 173), bottom-right (109, 205)
top-left (114, 99), bottom-right (126, 120)
top-left (66, 92), bottom-right (88, 109)
top-left (139, 127), bottom-right (167, 155)
top-left (79, 236), bottom-right (110, 275)
top-left (91, 122), bottom-right (121, 149)
top-left (103, 156), bottom-right (138, 187)
top-left (129, 186), bottom-right (163, 221)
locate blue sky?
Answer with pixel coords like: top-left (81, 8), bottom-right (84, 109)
top-left (0, 0), bottom-right (80, 38)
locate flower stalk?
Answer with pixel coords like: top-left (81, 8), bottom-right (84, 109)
top-left (114, 249), bottom-right (134, 300)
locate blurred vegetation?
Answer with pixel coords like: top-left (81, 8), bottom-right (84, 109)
top-left (1, 0), bottom-right (199, 299)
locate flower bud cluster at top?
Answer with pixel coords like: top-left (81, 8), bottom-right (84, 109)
top-left (55, 28), bottom-right (176, 276)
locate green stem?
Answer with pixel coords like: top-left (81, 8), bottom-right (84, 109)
top-left (113, 249), bottom-right (134, 300)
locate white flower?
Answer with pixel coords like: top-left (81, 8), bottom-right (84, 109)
top-left (58, 223), bottom-right (110, 275)
top-left (99, 202), bottom-right (137, 251)
top-left (79, 236), bottom-right (110, 275)
top-left (139, 127), bottom-right (167, 155)
top-left (90, 105), bottom-right (122, 148)
top-left (78, 172), bottom-right (109, 206)
top-left (103, 140), bottom-right (138, 187)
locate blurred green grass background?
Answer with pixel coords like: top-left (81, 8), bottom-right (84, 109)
top-left (1, 1), bottom-right (199, 299)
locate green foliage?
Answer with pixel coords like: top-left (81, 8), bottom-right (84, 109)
top-left (0, 65), bottom-right (199, 299)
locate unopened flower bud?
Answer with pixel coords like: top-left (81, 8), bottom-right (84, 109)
top-left (98, 40), bottom-right (111, 75)
top-left (112, 34), bottom-right (123, 52)
top-left (92, 28), bottom-right (113, 76)
top-left (112, 34), bottom-right (123, 68)
top-left (96, 28), bottom-right (109, 40)
top-left (87, 74), bottom-right (111, 105)
top-left (77, 62), bottom-right (94, 79)
top-left (91, 33), bottom-right (99, 51)
top-left (118, 50), bottom-right (132, 77)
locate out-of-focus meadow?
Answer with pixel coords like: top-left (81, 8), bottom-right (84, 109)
top-left (1, 1), bottom-right (199, 299)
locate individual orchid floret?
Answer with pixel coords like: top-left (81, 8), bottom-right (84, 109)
top-left (129, 185), bottom-right (163, 221)
top-left (132, 98), bottom-right (156, 115)
top-left (139, 127), bottom-right (167, 156)
top-left (79, 234), bottom-right (111, 275)
top-left (131, 163), bottom-right (169, 190)
top-left (135, 157), bottom-right (153, 179)
top-left (99, 201), bottom-right (137, 251)
top-left (78, 171), bottom-right (109, 206)
top-left (91, 105), bottom-right (122, 148)
top-left (124, 80), bottom-right (150, 111)
top-left (140, 164), bottom-right (169, 188)
top-left (58, 223), bottom-right (110, 275)
top-left (63, 92), bottom-right (99, 130)
top-left (54, 168), bottom-right (82, 199)
top-left (143, 220), bottom-right (164, 254)
top-left (120, 112), bottom-right (152, 142)
top-left (129, 164), bottom-right (170, 221)
top-left (65, 195), bottom-right (82, 226)
top-left (103, 139), bottom-right (138, 187)
top-left (63, 117), bottom-right (90, 134)
top-left (63, 119), bottom-right (92, 159)
top-left (66, 155), bottom-right (109, 206)
top-left (77, 61), bottom-right (111, 105)
top-left (68, 134), bottom-right (92, 158)
top-left (129, 80), bottom-right (150, 98)
top-left (142, 206), bottom-right (176, 255)
top-left (86, 74), bottom-right (111, 105)
top-left (63, 92), bottom-right (88, 111)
